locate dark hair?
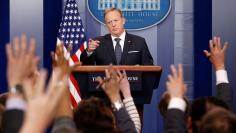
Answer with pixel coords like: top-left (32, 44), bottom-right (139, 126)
top-left (0, 93), bottom-right (7, 106)
top-left (199, 108), bottom-right (236, 133)
top-left (73, 97), bottom-right (119, 133)
top-left (0, 104), bottom-right (5, 133)
top-left (0, 93), bottom-right (7, 133)
top-left (191, 96), bottom-right (230, 133)
top-left (103, 8), bottom-right (123, 19)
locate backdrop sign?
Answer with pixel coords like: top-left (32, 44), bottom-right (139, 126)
top-left (87, 0), bottom-right (171, 30)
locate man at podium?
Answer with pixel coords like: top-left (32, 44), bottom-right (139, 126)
top-left (80, 8), bottom-right (153, 65)
top-left (78, 8), bottom-right (159, 132)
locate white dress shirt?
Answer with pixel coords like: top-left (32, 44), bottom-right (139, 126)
top-left (216, 69), bottom-right (229, 85)
top-left (168, 97), bottom-right (187, 112)
top-left (111, 31), bottom-right (126, 52)
top-left (167, 69), bottom-right (229, 112)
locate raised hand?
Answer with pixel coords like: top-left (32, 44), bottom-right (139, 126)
top-left (166, 64), bottom-right (187, 98)
top-left (51, 43), bottom-right (81, 78)
top-left (203, 37), bottom-right (228, 70)
top-left (96, 66), bottom-right (121, 103)
top-left (117, 70), bottom-right (132, 98)
top-left (20, 69), bottom-right (68, 133)
top-left (6, 35), bottom-right (39, 88)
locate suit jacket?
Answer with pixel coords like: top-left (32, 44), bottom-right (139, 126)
top-left (216, 83), bottom-right (234, 110)
top-left (114, 107), bottom-right (137, 133)
top-left (2, 109), bottom-right (24, 133)
top-left (164, 109), bottom-right (187, 133)
top-left (80, 33), bottom-right (154, 65)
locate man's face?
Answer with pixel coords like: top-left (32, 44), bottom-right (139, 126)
top-left (105, 10), bottom-right (125, 37)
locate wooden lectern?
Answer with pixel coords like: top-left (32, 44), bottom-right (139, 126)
top-left (72, 65), bottom-right (162, 104)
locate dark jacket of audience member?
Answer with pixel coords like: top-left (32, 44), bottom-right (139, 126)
top-left (164, 108), bottom-right (188, 133)
top-left (2, 109), bottom-right (24, 133)
top-left (216, 83), bottom-right (234, 109)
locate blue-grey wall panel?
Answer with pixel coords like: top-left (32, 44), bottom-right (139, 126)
top-left (142, 7), bottom-right (175, 132)
top-left (10, 0), bottom-right (43, 68)
top-left (212, 0), bottom-right (236, 111)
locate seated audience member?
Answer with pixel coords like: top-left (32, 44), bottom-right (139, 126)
top-left (73, 97), bottom-right (120, 133)
top-left (159, 91), bottom-right (192, 133)
top-left (21, 42), bottom-right (79, 133)
top-left (191, 37), bottom-right (233, 133)
top-left (118, 69), bottom-right (141, 133)
top-left (163, 64), bottom-right (188, 133)
top-left (190, 96), bottom-right (230, 133)
top-left (159, 92), bottom-right (192, 133)
top-left (2, 35), bottom-right (38, 133)
top-left (19, 69), bottom-right (68, 133)
top-left (162, 64), bottom-right (229, 133)
top-left (199, 108), bottom-right (236, 133)
top-left (2, 35), bottom-right (70, 133)
top-left (203, 36), bottom-right (233, 108)
top-left (159, 36), bottom-right (233, 133)
top-left (96, 67), bottom-right (137, 133)
top-left (51, 44), bottom-right (78, 133)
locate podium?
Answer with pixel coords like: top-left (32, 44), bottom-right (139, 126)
top-left (72, 65), bottom-right (162, 104)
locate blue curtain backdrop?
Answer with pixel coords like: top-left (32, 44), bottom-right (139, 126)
top-left (43, 0), bottom-right (62, 77)
top-left (194, 0), bottom-right (212, 99)
top-left (0, 0), bottom-right (9, 93)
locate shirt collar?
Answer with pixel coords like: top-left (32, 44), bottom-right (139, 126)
top-left (111, 31), bottom-right (126, 42)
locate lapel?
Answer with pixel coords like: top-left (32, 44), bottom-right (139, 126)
top-left (104, 34), bottom-right (117, 64)
top-left (120, 33), bottom-right (132, 65)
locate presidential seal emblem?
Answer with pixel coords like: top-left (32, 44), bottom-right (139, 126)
top-left (87, 0), bottom-right (172, 30)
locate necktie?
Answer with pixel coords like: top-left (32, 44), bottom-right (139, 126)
top-left (114, 38), bottom-right (122, 65)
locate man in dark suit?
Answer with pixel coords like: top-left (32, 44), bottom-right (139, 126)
top-left (80, 8), bottom-right (153, 65)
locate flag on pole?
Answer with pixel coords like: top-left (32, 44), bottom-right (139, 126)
top-left (57, 0), bottom-right (87, 107)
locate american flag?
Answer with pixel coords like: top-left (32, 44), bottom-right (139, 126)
top-left (57, 0), bottom-right (87, 107)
